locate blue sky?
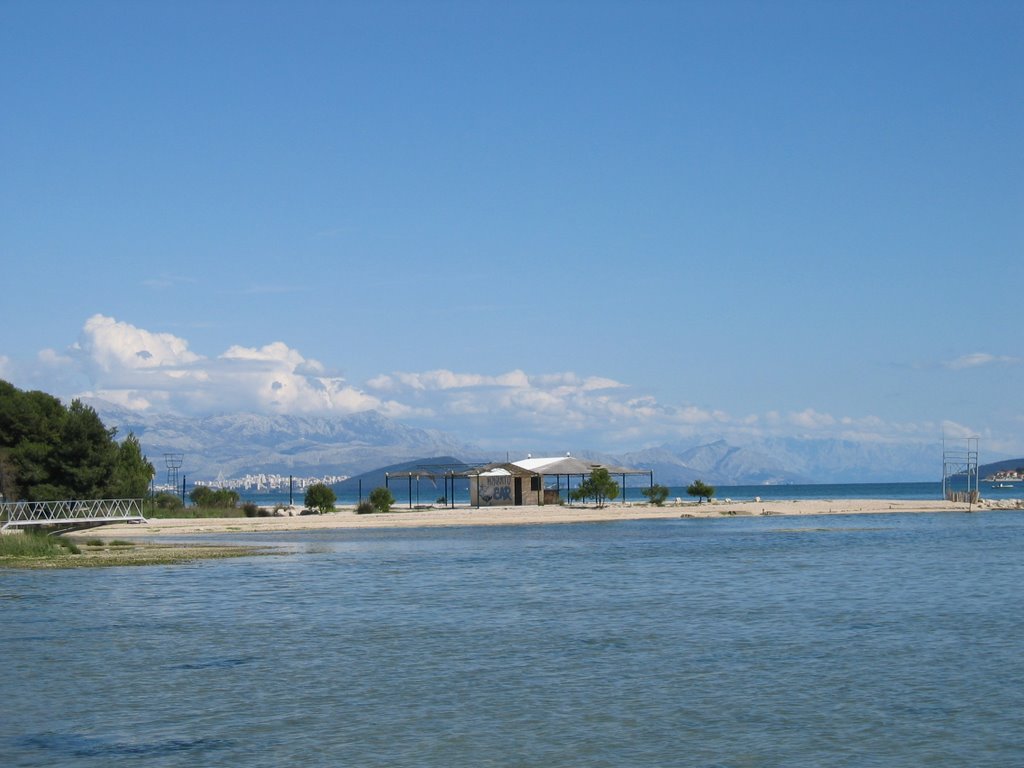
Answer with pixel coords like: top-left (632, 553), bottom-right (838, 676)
top-left (1, 1), bottom-right (1021, 457)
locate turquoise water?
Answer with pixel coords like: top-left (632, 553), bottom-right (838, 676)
top-left (3, 512), bottom-right (1024, 766)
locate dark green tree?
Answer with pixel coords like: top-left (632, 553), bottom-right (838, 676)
top-left (304, 483), bottom-right (337, 514)
top-left (686, 479), bottom-right (715, 503)
top-left (0, 382), bottom-right (66, 500)
top-left (0, 380), bottom-right (156, 502)
top-left (109, 433), bottom-right (155, 498)
top-left (570, 468), bottom-right (620, 507)
top-left (368, 486), bottom-right (395, 513)
top-left (641, 483), bottom-right (670, 506)
top-left (46, 400), bottom-right (117, 500)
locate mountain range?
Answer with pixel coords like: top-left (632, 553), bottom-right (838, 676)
top-left (88, 400), bottom-right (958, 485)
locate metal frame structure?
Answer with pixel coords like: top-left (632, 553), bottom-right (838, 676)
top-left (1, 498), bottom-right (147, 531)
top-left (942, 436), bottom-right (980, 504)
top-left (164, 453), bottom-right (184, 489)
top-left (463, 459), bottom-right (654, 508)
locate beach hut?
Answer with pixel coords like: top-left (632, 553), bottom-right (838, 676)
top-left (465, 456), bottom-right (653, 507)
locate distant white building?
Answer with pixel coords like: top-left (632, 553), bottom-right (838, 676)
top-left (467, 455), bottom-right (652, 507)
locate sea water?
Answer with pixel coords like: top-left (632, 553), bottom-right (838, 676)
top-left (2, 512), bottom-right (1023, 766)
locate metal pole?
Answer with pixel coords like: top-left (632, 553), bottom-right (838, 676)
top-left (181, 474), bottom-right (187, 506)
top-left (289, 475), bottom-right (293, 506)
top-left (359, 478), bottom-right (362, 504)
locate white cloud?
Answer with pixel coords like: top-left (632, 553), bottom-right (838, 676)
top-left (58, 315), bottom-right (412, 418)
top-left (75, 314), bottom-right (201, 373)
top-left (943, 352), bottom-right (1021, 370)
top-left (9, 315), bottom-right (988, 454)
top-left (789, 409), bottom-right (837, 430)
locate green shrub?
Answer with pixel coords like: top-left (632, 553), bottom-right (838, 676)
top-left (641, 484), bottom-right (670, 506)
top-left (153, 492), bottom-right (184, 512)
top-left (189, 486), bottom-right (240, 509)
top-left (355, 500), bottom-right (375, 515)
top-left (304, 483), bottom-right (337, 514)
top-left (55, 537), bottom-right (81, 555)
top-left (368, 487), bottom-right (395, 513)
top-left (0, 531), bottom-right (64, 557)
top-left (84, 538), bottom-right (105, 547)
top-left (242, 502), bottom-right (259, 517)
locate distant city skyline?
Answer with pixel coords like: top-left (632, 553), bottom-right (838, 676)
top-left (1, 2), bottom-right (1021, 458)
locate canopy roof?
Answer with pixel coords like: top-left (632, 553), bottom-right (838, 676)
top-left (465, 456), bottom-right (649, 477)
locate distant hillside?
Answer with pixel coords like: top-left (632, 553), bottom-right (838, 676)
top-left (979, 458), bottom-right (1024, 478)
top-left (334, 456), bottom-right (471, 497)
top-left (89, 398), bottom-right (964, 484)
top-left (87, 400), bottom-right (487, 480)
top-left (612, 441), bottom-right (808, 486)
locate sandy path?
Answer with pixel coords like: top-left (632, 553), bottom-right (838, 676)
top-left (64, 496), bottom-right (1020, 538)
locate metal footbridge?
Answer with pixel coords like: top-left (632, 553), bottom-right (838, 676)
top-left (1, 499), bottom-right (147, 531)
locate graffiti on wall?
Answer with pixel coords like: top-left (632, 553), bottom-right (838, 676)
top-left (478, 475), bottom-right (513, 506)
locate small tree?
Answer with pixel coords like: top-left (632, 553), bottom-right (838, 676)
top-left (109, 433), bottom-right (155, 498)
top-left (153, 491), bottom-right (183, 511)
top-left (641, 483), bottom-right (670, 507)
top-left (686, 479), bottom-right (715, 503)
top-left (368, 486), bottom-right (395, 513)
top-left (570, 468), bottom-right (620, 508)
top-left (304, 483), bottom-right (337, 514)
top-left (190, 486), bottom-right (239, 508)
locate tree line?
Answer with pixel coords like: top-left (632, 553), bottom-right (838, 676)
top-left (0, 379), bottom-right (154, 502)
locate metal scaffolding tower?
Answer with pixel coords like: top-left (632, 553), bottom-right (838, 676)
top-left (164, 453), bottom-right (184, 489)
top-left (942, 436), bottom-right (979, 503)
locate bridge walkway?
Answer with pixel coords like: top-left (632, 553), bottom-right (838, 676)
top-left (1, 499), bottom-right (147, 531)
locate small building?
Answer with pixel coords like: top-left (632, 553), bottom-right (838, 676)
top-left (466, 456), bottom-right (653, 507)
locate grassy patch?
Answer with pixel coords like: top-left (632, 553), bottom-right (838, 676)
top-left (0, 531), bottom-right (66, 557)
top-left (1, 537), bottom-right (278, 568)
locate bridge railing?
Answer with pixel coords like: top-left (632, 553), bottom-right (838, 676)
top-left (1, 498), bottom-right (147, 530)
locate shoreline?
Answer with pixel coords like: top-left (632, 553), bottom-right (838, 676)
top-left (63, 497), bottom-right (1023, 538)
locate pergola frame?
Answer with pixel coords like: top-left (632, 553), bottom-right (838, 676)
top-left (463, 459), bottom-right (654, 508)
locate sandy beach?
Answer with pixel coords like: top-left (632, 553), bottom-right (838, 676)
top-left (65, 496), bottom-right (1023, 538)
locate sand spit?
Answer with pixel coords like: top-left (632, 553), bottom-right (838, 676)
top-left (63, 497), bottom-right (1023, 538)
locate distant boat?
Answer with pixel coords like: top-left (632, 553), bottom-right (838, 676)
top-left (994, 483), bottom-right (1015, 489)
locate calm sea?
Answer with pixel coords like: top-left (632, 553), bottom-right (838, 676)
top-left (3, 511), bottom-right (1023, 766)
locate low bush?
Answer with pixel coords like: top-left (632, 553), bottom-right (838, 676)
top-left (369, 487), bottom-right (395, 514)
top-left (0, 531), bottom-right (79, 558)
top-left (55, 537), bottom-right (81, 555)
top-left (355, 501), bottom-right (375, 515)
top-left (641, 484), bottom-right (670, 507)
top-left (1, 531), bottom-right (62, 557)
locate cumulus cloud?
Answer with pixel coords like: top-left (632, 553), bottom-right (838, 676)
top-left (56, 315), bottom-right (412, 418)
top-left (6, 315), bottom-right (968, 452)
top-left (362, 366), bottom-right (725, 447)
